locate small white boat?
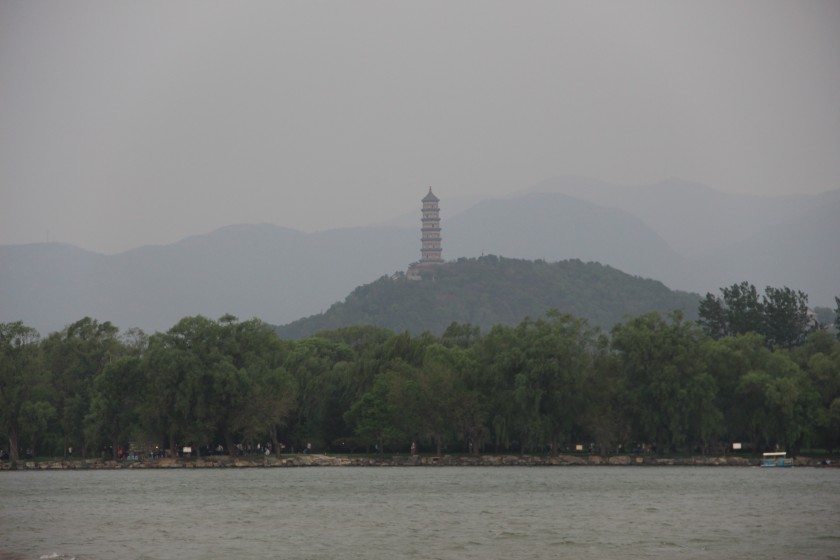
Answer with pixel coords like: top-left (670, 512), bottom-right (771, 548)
top-left (761, 451), bottom-right (793, 468)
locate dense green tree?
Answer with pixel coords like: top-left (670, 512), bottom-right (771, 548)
top-left (473, 323), bottom-right (525, 452)
top-left (441, 322), bottom-right (482, 349)
top-left (444, 345), bottom-right (488, 454)
top-left (415, 346), bottom-right (461, 454)
top-left (284, 337), bottom-right (355, 450)
top-left (698, 293), bottom-right (728, 339)
top-left (721, 282), bottom-right (764, 336)
top-left (143, 332), bottom-right (207, 456)
top-left (209, 360), bottom-right (250, 454)
top-left (3, 302), bottom-right (838, 461)
top-left (236, 365), bottom-right (297, 456)
top-left (611, 312), bottom-right (718, 452)
top-left (762, 286), bottom-right (810, 349)
top-left (519, 313), bottom-right (593, 454)
top-left (87, 356), bottom-right (145, 458)
top-left (734, 370), bottom-right (775, 448)
top-left (344, 372), bottom-right (405, 452)
top-left (700, 282), bottom-right (800, 343)
top-left (315, 325), bottom-right (398, 353)
top-left (580, 339), bottom-right (629, 455)
top-left (140, 315), bottom-right (293, 455)
top-left (730, 349), bottom-right (814, 451)
top-left (764, 373), bottom-right (820, 452)
top-left (703, 334), bottom-right (771, 444)
top-left (700, 283), bottom-right (817, 351)
top-left (792, 331), bottom-right (840, 452)
top-left (42, 318), bottom-right (122, 457)
top-left (0, 322), bottom-right (52, 463)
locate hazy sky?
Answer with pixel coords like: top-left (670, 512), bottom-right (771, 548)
top-left (2, 1), bottom-right (839, 253)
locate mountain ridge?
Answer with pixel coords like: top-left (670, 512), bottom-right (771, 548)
top-left (525, 175), bottom-right (838, 257)
top-left (1, 191), bottom-right (680, 334)
top-left (2, 177), bottom-right (837, 334)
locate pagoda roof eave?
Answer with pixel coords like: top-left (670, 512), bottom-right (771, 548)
top-left (422, 187), bottom-right (439, 202)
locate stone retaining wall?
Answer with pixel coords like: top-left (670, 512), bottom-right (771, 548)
top-left (2, 454), bottom-right (836, 470)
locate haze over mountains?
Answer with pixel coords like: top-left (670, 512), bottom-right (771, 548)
top-left (1, 176), bottom-right (837, 334)
top-left (524, 176), bottom-right (840, 302)
top-left (525, 176), bottom-right (839, 258)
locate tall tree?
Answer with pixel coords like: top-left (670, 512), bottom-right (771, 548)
top-left (0, 322), bottom-right (52, 464)
top-left (284, 337), bottom-right (354, 449)
top-left (698, 293), bottom-right (728, 339)
top-left (416, 346), bottom-right (461, 454)
top-left (793, 331), bottom-right (840, 452)
top-left (763, 373), bottom-right (819, 453)
top-left (474, 323), bottom-right (526, 452)
top-left (721, 282), bottom-right (764, 336)
top-left (236, 365), bottom-right (297, 456)
top-left (611, 312), bottom-right (716, 453)
top-left (704, 333), bottom-right (772, 444)
top-left (344, 373), bottom-right (404, 453)
top-left (42, 318), bottom-right (122, 457)
top-left (519, 313), bottom-right (592, 455)
top-left (580, 339), bottom-right (629, 455)
top-left (731, 350), bottom-right (806, 450)
top-left (87, 356), bottom-right (145, 459)
top-left (762, 286), bottom-right (810, 348)
top-left (143, 325), bottom-right (210, 457)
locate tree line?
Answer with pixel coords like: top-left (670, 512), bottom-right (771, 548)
top-left (1, 285), bottom-right (839, 464)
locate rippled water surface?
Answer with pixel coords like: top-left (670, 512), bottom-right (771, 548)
top-left (1, 466), bottom-right (839, 559)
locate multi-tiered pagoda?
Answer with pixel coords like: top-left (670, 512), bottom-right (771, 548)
top-left (406, 188), bottom-right (443, 280)
top-left (420, 187), bottom-right (443, 263)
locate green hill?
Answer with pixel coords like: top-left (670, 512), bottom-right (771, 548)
top-left (275, 256), bottom-right (700, 339)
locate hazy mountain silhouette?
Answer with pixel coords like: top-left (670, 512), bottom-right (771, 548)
top-left (2, 180), bottom-right (836, 334)
top-left (1, 193), bottom-right (682, 334)
top-left (444, 193), bottom-right (682, 280)
top-left (522, 176), bottom-right (839, 305)
top-left (526, 176), bottom-right (834, 257)
top-left (678, 195), bottom-right (840, 305)
top-left (0, 225), bottom-right (415, 334)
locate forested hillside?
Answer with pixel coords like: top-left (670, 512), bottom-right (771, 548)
top-left (275, 256), bottom-right (700, 339)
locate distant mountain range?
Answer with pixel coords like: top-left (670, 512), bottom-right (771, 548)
top-left (275, 256), bottom-right (701, 339)
top-left (519, 177), bottom-right (839, 304)
top-left (523, 176), bottom-right (838, 258)
top-left (0, 224), bottom-right (415, 334)
top-left (1, 177), bottom-right (837, 334)
top-left (444, 193), bottom-right (681, 280)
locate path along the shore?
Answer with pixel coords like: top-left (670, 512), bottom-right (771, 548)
top-left (3, 453), bottom-right (837, 470)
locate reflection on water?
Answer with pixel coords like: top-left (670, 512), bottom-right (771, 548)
top-left (1, 467), bottom-right (839, 559)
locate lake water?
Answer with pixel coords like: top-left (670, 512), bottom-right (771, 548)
top-left (1, 466), bottom-right (838, 559)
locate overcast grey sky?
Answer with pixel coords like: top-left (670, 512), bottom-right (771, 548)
top-left (2, 1), bottom-right (839, 253)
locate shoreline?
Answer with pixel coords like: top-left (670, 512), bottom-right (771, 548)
top-left (2, 453), bottom-right (837, 470)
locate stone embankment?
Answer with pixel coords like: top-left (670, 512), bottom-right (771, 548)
top-left (2, 454), bottom-right (836, 470)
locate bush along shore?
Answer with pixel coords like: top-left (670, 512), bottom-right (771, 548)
top-left (2, 453), bottom-right (837, 470)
